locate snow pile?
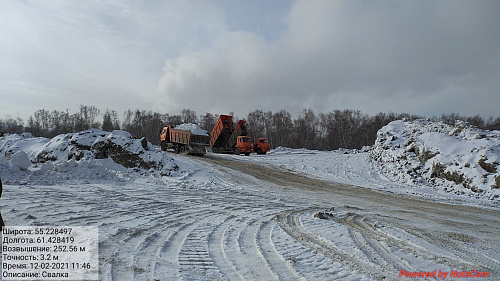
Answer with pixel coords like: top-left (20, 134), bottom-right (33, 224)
top-left (370, 119), bottom-right (500, 200)
top-left (11, 151), bottom-right (31, 171)
top-left (175, 123), bottom-right (209, 136)
top-left (0, 129), bottom-right (180, 184)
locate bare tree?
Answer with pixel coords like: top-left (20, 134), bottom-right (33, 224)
top-left (199, 112), bottom-right (218, 133)
top-left (269, 110), bottom-right (293, 148)
top-left (293, 108), bottom-right (318, 149)
top-left (79, 105), bottom-right (100, 129)
top-left (485, 116), bottom-right (500, 131)
top-left (20, 105), bottom-right (498, 151)
top-left (181, 109), bottom-right (198, 124)
top-left (102, 109), bottom-right (120, 131)
top-left (0, 117), bottom-right (24, 134)
top-left (247, 110), bottom-right (268, 143)
top-left (122, 109), bottom-right (134, 132)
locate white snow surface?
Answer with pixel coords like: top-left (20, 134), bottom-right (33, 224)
top-left (371, 119), bottom-right (500, 202)
top-left (1, 121), bottom-right (499, 280)
top-left (0, 129), bottom-right (180, 184)
top-left (214, 120), bottom-right (500, 207)
top-left (175, 123), bottom-right (209, 136)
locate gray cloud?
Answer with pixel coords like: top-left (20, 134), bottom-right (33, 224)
top-left (0, 0), bottom-right (227, 119)
top-left (1, 1), bottom-right (499, 122)
top-left (156, 0), bottom-right (500, 117)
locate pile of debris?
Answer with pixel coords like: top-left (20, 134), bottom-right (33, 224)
top-left (0, 130), bottom-right (179, 183)
top-left (370, 119), bottom-right (500, 200)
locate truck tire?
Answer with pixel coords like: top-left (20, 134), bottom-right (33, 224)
top-left (161, 141), bottom-right (167, 151)
top-left (180, 145), bottom-right (187, 154)
top-left (235, 148), bottom-right (240, 155)
top-left (245, 153), bottom-right (250, 156)
top-left (256, 148), bottom-right (262, 154)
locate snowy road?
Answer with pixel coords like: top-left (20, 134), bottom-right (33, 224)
top-left (2, 154), bottom-right (499, 280)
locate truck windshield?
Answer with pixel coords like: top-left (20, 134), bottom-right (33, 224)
top-left (241, 137), bottom-right (253, 143)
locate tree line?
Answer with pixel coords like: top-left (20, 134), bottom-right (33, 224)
top-left (1, 105), bottom-right (499, 150)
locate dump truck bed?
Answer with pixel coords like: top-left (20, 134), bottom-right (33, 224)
top-left (160, 125), bottom-right (209, 155)
top-left (210, 115), bottom-right (234, 148)
top-left (168, 127), bottom-right (191, 145)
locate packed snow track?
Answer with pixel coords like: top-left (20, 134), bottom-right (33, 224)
top-left (2, 154), bottom-right (499, 280)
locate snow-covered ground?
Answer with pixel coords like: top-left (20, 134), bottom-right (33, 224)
top-left (220, 149), bottom-right (499, 210)
top-left (219, 119), bottom-right (499, 208)
top-left (1, 121), bottom-right (499, 280)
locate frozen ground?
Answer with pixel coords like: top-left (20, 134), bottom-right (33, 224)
top-left (220, 147), bottom-right (499, 209)
top-left (222, 119), bottom-right (500, 208)
top-left (1, 124), bottom-right (499, 280)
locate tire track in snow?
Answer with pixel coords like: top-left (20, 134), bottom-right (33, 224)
top-left (275, 208), bottom-right (390, 280)
top-left (349, 211), bottom-right (500, 276)
top-left (339, 213), bottom-right (413, 273)
top-left (257, 219), bottom-right (306, 280)
top-left (99, 179), bottom-right (301, 280)
top-left (153, 221), bottom-right (201, 280)
top-left (5, 152), bottom-right (499, 280)
top-left (178, 220), bottom-right (223, 280)
top-left (150, 209), bottom-right (229, 280)
top-left (338, 211), bottom-right (473, 278)
top-left (394, 211), bottom-right (500, 274)
top-left (271, 213), bottom-right (369, 280)
top-left (98, 193), bottom-right (222, 281)
top-left (237, 214), bottom-right (280, 280)
top-left (398, 226), bottom-right (500, 275)
top-left (135, 212), bottom-right (219, 280)
top-left (275, 208), bottom-right (480, 281)
top-left (217, 210), bottom-right (280, 280)
top-left (207, 214), bottom-right (245, 281)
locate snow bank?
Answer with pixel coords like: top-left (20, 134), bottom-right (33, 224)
top-left (175, 123), bottom-right (209, 136)
top-left (371, 119), bottom-right (500, 200)
top-left (11, 151), bottom-right (30, 171)
top-left (0, 130), bottom-right (181, 184)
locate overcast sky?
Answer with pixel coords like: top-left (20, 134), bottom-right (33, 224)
top-left (1, 0), bottom-right (499, 122)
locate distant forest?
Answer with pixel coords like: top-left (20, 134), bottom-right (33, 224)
top-left (1, 105), bottom-right (500, 150)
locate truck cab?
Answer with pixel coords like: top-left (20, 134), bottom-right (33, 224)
top-left (254, 138), bottom-right (271, 154)
top-left (235, 136), bottom-right (253, 156)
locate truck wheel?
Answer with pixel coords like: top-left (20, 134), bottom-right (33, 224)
top-left (180, 145), bottom-right (186, 154)
top-left (245, 153), bottom-right (250, 156)
top-left (175, 144), bottom-right (180, 154)
top-left (256, 148), bottom-right (262, 154)
top-left (161, 141), bottom-right (167, 151)
top-left (235, 148), bottom-right (240, 155)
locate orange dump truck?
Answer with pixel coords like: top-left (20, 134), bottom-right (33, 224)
top-left (210, 115), bottom-right (253, 156)
top-left (254, 138), bottom-right (271, 154)
top-left (160, 125), bottom-right (209, 156)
